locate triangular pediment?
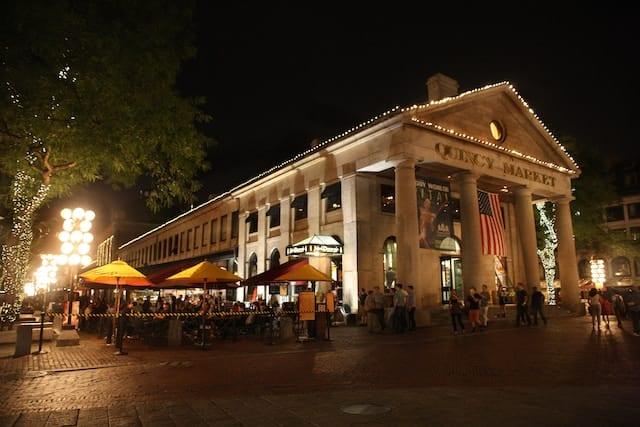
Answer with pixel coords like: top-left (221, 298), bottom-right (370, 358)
top-left (409, 85), bottom-right (578, 173)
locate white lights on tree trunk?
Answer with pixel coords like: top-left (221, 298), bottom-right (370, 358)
top-left (536, 203), bottom-right (558, 305)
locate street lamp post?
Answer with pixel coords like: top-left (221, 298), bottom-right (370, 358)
top-left (34, 254), bottom-right (58, 354)
top-left (56, 208), bottom-right (94, 328)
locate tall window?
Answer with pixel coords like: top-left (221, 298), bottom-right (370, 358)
top-left (578, 259), bottom-right (590, 279)
top-left (173, 234), bottom-right (179, 254)
top-left (382, 236), bottom-right (397, 288)
top-left (231, 211), bottom-right (239, 238)
top-left (248, 253), bottom-right (258, 278)
top-left (162, 239), bottom-right (167, 259)
top-left (269, 249), bottom-right (281, 270)
top-left (628, 202), bottom-right (640, 219)
top-left (194, 226), bottom-right (200, 249)
top-left (322, 182), bottom-right (342, 212)
top-left (186, 229), bottom-right (192, 251)
top-left (381, 185), bottom-right (395, 213)
top-left (267, 204), bottom-right (281, 228)
top-left (220, 215), bottom-right (228, 241)
top-left (292, 194), bottom-right (308, 220)
top-left (612, 256), bottom-right (631, 277)
top-left (201, 222), bottom-right (208, 247)
top-left (180, 232), bottom-right (184, 253)
top-left (605, 205), bottom-right (625, 222)
top-left (210, 219), bottom-right (218, 243)
top-left (246, 211), bottom-right (258, 234)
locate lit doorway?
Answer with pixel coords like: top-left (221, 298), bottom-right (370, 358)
top-left (440, 256), bottom-right (463, 304)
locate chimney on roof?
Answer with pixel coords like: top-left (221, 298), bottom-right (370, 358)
top-left (426, 73), bottom-right (459, 102)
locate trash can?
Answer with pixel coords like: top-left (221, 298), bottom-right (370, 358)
top-left (14, 323), bottom-right (39, 357)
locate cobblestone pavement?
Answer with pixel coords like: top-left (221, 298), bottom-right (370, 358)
top-left (0, 313), bottom-right (639, 426)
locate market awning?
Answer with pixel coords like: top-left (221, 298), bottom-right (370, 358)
top-left (285, 235), bottom-right (343, 257)
top-left (242, 258), bottom-right (308, 286)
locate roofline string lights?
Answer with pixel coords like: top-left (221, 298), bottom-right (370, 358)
top-left (409, 118), bottom-right (576, 174)
top-left (402, 82), bottom-right (579, 171)
top-left (120, 81), bottom-right (579, 249)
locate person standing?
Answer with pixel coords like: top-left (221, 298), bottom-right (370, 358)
top-left (466, 287), bottom-right (481, 332)
top-left (498, 286), bottom-right (508, 319)
top-left (588, 288), bottom-right (602, 331)
top-left (449, 291), bottom-right (464, 334)
top-left (358, 288), bottom-right (368, 326)
top-left (365, 290), bottom-right (380, 333)
top-left (530, 286), bottom-right (547, 326)
top-left (480, 284), bottom-right (490, 327)
top-left (515, 283), bottom-right (532, 327)
top-left (393, 284), bottom-right (408, 333)
top-left (407, 285), bottom-right (417, 331)
top-left (612, 291), bottom-right (626, 328)
top-left (373, 286), bottom-right (385, 331)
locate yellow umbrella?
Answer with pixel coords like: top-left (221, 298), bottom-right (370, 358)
top-left (79, 260), bottom-right (151, 355)
top-left (165, 261), bottom-right (242, 286)
top-left (165, 261), bottom-right (241, 350)
top-left (274, 263), bottom-right (332, 282)
top-left (80, 260), bottom-right (152, 287)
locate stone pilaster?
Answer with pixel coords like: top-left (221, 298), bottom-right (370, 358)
top-left (341, 173), bottom-right (358, 310)
top-left (514, 187), bottom-right (540, 291)
top-left (395, 158), bottom-right (419, 288)
top-left (257, 205), bottom-right (267, 274)
top-left (458, 172), bottom-right (483, 295)
top-left (555, 196), bottom-right (580, 308)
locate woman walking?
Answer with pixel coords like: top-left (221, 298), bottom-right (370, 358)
top-left (600, 292), bottom-right (613, 330)
top-left (588, 288), bottom-right (602, 332)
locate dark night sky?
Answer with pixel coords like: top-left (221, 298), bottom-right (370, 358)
top-left (39, 5), bottom-right (639, 249)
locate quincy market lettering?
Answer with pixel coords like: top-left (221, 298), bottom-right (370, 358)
top-left (434, 143), bottom-right (555, 187)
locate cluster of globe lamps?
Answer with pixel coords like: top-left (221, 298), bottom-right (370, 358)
top-left (57, 207), bottom-right (94, 267)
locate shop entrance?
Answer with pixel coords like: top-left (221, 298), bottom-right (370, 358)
top-left (440, 256), bottom-right (463, 304)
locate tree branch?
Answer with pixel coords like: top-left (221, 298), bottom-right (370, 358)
top-left (51, 161), bottom-right (77, 172)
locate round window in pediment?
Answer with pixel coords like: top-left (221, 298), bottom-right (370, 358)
top-left (489, 120), bottom-right (506, 143)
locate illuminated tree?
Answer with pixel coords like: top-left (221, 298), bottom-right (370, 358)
top-left (536, 202), bottom-right (557, 305)
top-left (0, 0), bottom-right (210, 324)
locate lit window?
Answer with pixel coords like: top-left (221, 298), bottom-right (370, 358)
top-left (381, 185), bottom-right (395, 213)
top-left (292, 194), bottom-right (308, 220)
top-left (489, 120), bottom-right (505, 142)
top-left (322, 182), bottom-right (342, 212)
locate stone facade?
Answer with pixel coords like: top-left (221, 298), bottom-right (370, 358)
top-left (118, 75), bottom-right (581, 322)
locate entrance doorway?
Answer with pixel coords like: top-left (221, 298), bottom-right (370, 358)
top-left (440, 256), bottom-right (463, 304)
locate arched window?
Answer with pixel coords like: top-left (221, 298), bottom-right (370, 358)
top-left (578, 259), bottom-right (590, 279)
top-left (382, 237), bottom-right (397, 288)
top-left (269, 249), bottom-right (280, 270)
top-left (248, 253), bottom-right (258, 278)
top-left (611, 256), bottom-right (631, 277)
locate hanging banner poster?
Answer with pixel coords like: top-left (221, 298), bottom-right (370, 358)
top-left (298, 291), bottom-right (316, 320)
top-left (417, 179), bottom-right (453, 249)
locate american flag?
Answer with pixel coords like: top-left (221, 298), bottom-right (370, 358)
top-left (478, 190), bottom-right (505, 256)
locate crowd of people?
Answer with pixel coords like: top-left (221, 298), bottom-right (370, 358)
top-left (358, 284), bottom-right (417, 334)
top-left (586, 286), bottom-right (640, 335)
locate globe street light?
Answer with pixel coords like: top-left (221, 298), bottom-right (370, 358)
top-left (57, 208), bottom-right (94, 327)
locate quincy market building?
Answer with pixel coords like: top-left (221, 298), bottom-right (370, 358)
top-left (117, 74), bottom-right (581, 324)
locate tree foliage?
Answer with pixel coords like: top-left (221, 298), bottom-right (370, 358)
top-left (562, 136), bottom-right (639, 257)
top-left (0, 0), bottom-right (211, 211)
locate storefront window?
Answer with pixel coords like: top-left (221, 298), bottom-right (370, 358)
top-left (381, 185), bottom-right (395, 214)
top-left (605, 205), bottom-right (625, 222)
top-left (382, 237), bottom-right (397, 288)
top-left (611, 256), bottom-right (631, 277)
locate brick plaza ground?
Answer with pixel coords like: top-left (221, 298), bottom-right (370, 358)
top-left (0, 310), bottom-right (639, 426)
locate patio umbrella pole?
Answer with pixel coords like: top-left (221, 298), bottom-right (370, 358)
top-left (201, 278), bottom-right (207, 350)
